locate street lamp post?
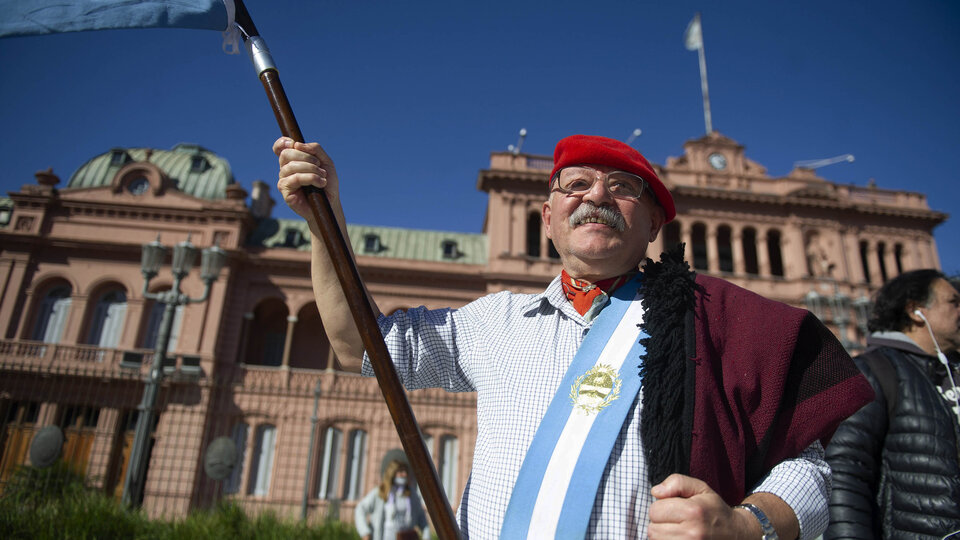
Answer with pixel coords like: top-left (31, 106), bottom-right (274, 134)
top-left (121, 235), bottom-right (227, 507)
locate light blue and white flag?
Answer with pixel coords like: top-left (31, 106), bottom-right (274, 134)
top-left (501, 275), bottom-right (647, 539)
top-left (0, 1), bottom-right (238, 52)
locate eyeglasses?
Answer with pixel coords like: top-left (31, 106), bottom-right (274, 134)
top-left (550, 166), bottom-right (649, 200)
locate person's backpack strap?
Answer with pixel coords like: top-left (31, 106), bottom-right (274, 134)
top-left (860, 348), bottom-right (898, 418)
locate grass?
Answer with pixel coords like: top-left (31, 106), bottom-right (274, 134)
top-left (0, 463), bottom-right (359, 539)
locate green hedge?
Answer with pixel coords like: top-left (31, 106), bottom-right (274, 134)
top-left (0, 463), bottom-right (359, 540)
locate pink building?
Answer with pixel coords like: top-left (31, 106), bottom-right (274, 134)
top-left (0, 133), bottom-right (946, 523)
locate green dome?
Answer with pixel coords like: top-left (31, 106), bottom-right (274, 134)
top-left (67, 143), bottom-right (235, 200)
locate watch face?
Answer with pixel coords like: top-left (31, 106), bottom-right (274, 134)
top-left (127, 177), bottom-right (150, 195)
top-left (708, 153), bottom-right (727, 170)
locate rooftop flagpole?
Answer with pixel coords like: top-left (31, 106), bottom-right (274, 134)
top-left (231, 2), bottom-right (460, 537)
top-left (684, 13), bottom-right (713, 135)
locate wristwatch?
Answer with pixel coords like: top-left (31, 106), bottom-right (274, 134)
top-left (735, 503), bottom-right (779, 540)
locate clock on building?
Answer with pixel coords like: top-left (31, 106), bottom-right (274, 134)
top-left (708, 152), bottom-right (727, 170)
top-left (127, 177), bottom-right (150, 195)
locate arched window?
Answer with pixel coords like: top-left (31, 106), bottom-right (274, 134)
top-left (526, 213), bottom-right (541, 258)
top-left (223, 422), bottom-right (249, 494)
top-left (248, 424), bottom-right (276, 496)
top-left (32, 285), bottom-right (72, 343)
top-left (317, 426), bottom-right (343, 499)
top-left (662, 221), bottom-right (681, 253)
top-left (342, 429), bottom-right (367, 500)
top-left (877, 242), bottom-right (889, 283)
top-left (439, 435), bottom-right (459, 498)
top-left (87, 290), bottom-right (127, 348)
top-left (767, 230), bottom-right (784, 277)
top-left (691, 223), bottom-right (708, 270)
top-left (859, 240), bottom-right (871, 284)
top-left (141, 301), bottom-right (184, 352)
top-left (245, 299), bottom-right (288, 366)
top-left (741, 228), bottom-right (759, 275)
top-left (290, 304), bottom-right (330, 370)
top-left (716, 225), bottom-right (733, 273)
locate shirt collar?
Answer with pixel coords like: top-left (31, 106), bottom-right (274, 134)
top-left (521, 274), bottom-right (589, 322)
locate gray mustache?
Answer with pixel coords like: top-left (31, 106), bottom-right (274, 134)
top-left (569, 202), bottom-right (626, 232)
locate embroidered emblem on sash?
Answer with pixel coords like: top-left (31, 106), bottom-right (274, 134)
top-left (569, 364), bottom-right (622, 415)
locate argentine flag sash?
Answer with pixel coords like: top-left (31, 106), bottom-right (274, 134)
top-left (501, 275), bottom-right (647, 539)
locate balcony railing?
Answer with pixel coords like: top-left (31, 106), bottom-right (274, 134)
top-left (0, 339), bottom-right (205, 380)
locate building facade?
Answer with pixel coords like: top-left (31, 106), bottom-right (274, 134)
top-left (0, 133), bottom-right (946, 523)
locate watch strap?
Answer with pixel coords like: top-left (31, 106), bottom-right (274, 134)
top-left (734, 503), bottom-right (779, 540)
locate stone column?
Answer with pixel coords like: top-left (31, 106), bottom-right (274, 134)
top-left (883, 242), bottom-right (899, 278)
top-left (705, 222), bottom-right (719, 273)
top-left (281, 315), bottom-right (297, 369)
top-left (681, 222), bottom-right (694, 268)
top-left (1, 255), bottom-right (30, 339)
top-left (756, 227), bottom-right (770, 277)
top-left (511, 198), bottom-right (525, 257)
top-left (783, 223), bottom-right (807, 280)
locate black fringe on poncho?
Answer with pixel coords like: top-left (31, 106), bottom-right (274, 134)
top-left (638, 243), bottom-right (700, 486)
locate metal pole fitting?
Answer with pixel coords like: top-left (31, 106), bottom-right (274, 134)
top-left (245, 36), bottom-right (276, 76)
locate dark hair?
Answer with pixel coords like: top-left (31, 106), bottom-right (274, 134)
top-left (868, 269), bottom-right (944, 332)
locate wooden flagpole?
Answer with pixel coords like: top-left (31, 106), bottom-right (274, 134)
top-left (232, 2), bottom-right (460, 538)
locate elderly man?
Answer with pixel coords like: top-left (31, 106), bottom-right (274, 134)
top-left (825, 270), bottom-right (960, 538)
top-left (276, 134), bottom-right (872, 539)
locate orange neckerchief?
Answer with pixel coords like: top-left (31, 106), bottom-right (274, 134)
top-left (560, 269), bottom-right (636, 317)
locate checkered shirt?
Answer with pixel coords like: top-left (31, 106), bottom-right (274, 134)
top-left (363, 275), bottom-right (830, 539)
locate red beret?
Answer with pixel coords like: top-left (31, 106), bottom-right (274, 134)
top-left (551, 134), bottom-right (675, 222)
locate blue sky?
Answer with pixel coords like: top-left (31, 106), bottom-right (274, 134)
top-left (1, 1), bottom-right (957, 274)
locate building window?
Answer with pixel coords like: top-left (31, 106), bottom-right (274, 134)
top-left (32, 285), bottom-right (72, 344)
top-left (439, 435), bottom-right (458, 498)
top-left (245, 300), bottom-right (289, 367)
top-left (859, 240), bottom-right (871, 284)
top-left (223, 422), bottom-right (249, 494)
top-left (87, 290), bottom-right (127, 349)
top-left (342, 429), bottom-right (367, 500)
top-left (742, 228), bottom-right (759, 275)
top-left (110, 149), bottom-right (129, 166)
top-left (283, 228), bottom-right (304, 248)
top-left (442, 240), bottom-right (459, 259)
top-left (717, 225), bottom-right (733, 273)
top-left (363, 234), bottom-right (381, 253)
top-left (190, 155), bottom-right (208, 173)
top-left (877, 242), bottom-right (889, 283)
top-left (248, 424), bottom-right (276, 496)
top-left (894, 243), bottom-right (904, 275)
top-left (317, 426), bottom-right (343, 499)
top-left (526, 213), bottom-right (541, 258)
top-left (767, 230), bottom-right (784, 277)
top-left (662, 221), bottom-right (681, 254)
top-left (691, 223), bottom-right (708, 270)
